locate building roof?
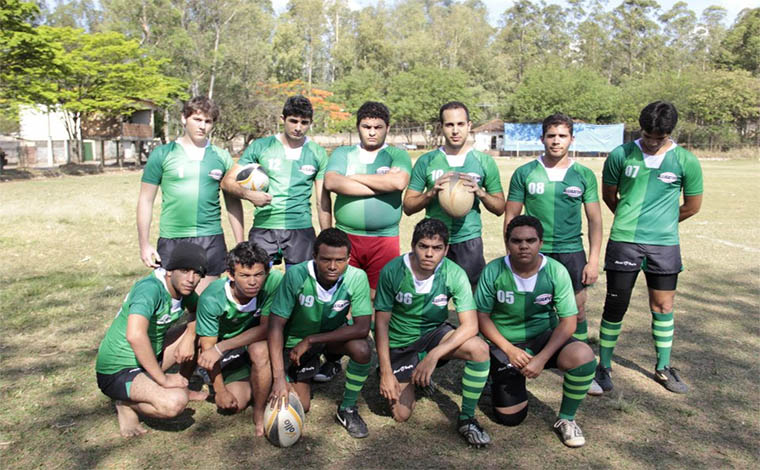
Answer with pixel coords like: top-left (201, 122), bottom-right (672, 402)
top-left (471, 119), bottom-right (504, 133)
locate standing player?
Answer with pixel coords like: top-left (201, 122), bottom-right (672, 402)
top-left (267, 229), bottom-right (374, 439)
top-left (375, 218), bottom-right (492, 447)
top-left (597, 101), bottom-right (702, 394)
top-left (195, 241), bottom-right (283, 436)
top-left (476, 216), bottom-right (597, 447)
top-left (403, 102), bottom-right (504, 289)
top-left (504, 113), bottom-right (603, 395)
top-left (138, 96), bottom-right (244, 293)
top-left (95, 242), bottom-right (208, 437)
top-left (221, 95), bottom-right (332, 269)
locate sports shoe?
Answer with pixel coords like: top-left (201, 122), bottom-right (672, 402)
top-left (314, 361), bottom-right (342, 383)
top-left (587, 379), bottom-right (604, 396)
top-left (594, 364), bottom-right (613, 392)
top-left (654, 366), bottom-right (688, 394)
top-left (553, 418), bottom-right (586, 447)
top-left (336, 406), bottom-right (369, 438)
top-left (457, 417), bottom-right (491, 447)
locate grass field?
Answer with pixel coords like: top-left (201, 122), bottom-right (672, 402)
top-left (1, 158), bottom-right (758, 469)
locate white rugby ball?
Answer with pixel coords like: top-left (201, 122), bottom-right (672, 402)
top-left (438, 172), bottom-right (474, 218)
top-left (235, 163), bottom-right (269, 191)
top-left (264, 391), bottom-right (305, 447)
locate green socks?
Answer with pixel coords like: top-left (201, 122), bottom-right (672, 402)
top-left (339, 360), bottom-right (371, 410)
top-left (599, 319), bottom-right (623, 369)
top-left (459, 360), bottom-right (490, 420)
top-left (558, 359), bottom-right (596, 420)
top-left (572, 318), bottom-right (588, 342)
top-left (651, 311), bottom-right (674, 370)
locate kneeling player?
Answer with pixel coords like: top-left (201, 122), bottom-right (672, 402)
top-left (267, 228), bottom-right (373, 438)
top-left (196, 241), bottom-right (283, 436)
top-left (375, 218), bottom-right (491, 447)
top-left (476, 216), bottom-right (597, 447)
top-left (95, 242), bottom-right (208, 437)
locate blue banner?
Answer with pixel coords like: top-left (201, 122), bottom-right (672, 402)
top-left (502, 123), bottom-right (624, 152)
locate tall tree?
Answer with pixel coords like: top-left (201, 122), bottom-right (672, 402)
top-left (715, 8), bottom-right (760, 76)
top-left (608, 0), bottom-right (663, 79)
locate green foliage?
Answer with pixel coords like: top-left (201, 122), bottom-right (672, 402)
top-left (715, 8), bottom-right (760, 76)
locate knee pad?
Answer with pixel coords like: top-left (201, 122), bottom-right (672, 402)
top-left (602, 287), bottom-right (633, 323)
top-left (494, 406), bottom-right (528, 427)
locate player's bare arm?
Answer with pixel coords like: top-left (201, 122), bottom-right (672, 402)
top-left (602, 184), bottom-right (618, 213)
top-left (220, 163), bottom-right (273, 207)
top-left (679, 194), bottom-right (702, 221)
top-left (136, 182), bottom-right (161, 268)
top-left (503, 201), bottom-right (524, 238)
top-left (413, 309), bottom-right (479, 387)
top-left (223, 191), bottom-right (245, 243)
top-left (315, 179), bottom-right (333, 230)
top-left (289, 315), bottom-right (370, 365)
top-left (324, 171), bottom-right (376, 196)
top-left (126, 315), bottom-right (187, 389)
top-left (375, 310), bottom-right (401, 401)
top-left (199, 336), bottom-right (238, 409)
top-left (583, 201), bottom-right (603, 285)
top-left (403, 172), bottom-right (454, 215)
top-left (350, 168), bottom-right (410, 193)
top-left (174, 317), bottom-right (197, 364)
top-left (521, 315), bottom-right (577, 379)
top-left (267, 314), bottom-right (293, 408)
top-left (477, 311), bottom-right (532, 369)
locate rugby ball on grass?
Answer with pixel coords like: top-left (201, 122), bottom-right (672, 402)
top-left (264, 391), bottom-right (305, 447)
top-left (235, 163), bottom-right (269, 191)
top-left (438, 172), bottom-right (474, 218)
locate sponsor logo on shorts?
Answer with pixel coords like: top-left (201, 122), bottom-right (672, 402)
top-left (432, 294), bottom-right (448, 307)
top-left (297, 365), bottom-right (315, 374)
top-left (208, 169), bottom-right (223, 181)
top-left (564, 186), bottom-right (583, 198)
top-left (393, 364), bottom-right (415, 375)
top-left (465, 172), bottom-right (481, 184)
top-left (300, 164), bottom-right (317, 176)
top-left (129, 368), bottom-right (142, 373)
top-left (156, 314), bottom-right (173, 325)
top-left (376, 166), bottom-right (391, 175)
top-left (534, 293), bottom-right (553, 305)
top-left (613, 260), bottom-right (638, 267)
top-left (332, 300), bottom-right (350, 311)
top-left (254, 308), bottom-right (261, 317)
top-left (658, 172), bottom-right (677, 184)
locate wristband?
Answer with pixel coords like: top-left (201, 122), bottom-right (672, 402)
top-left (214, 344), bottom-right (223, 355)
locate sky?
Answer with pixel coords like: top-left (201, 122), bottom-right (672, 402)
top-left (271, 0), bottom-right (754, 26)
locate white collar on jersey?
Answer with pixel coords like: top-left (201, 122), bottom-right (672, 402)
top-left (308, 260), bottom-right (343, 302)
top-left (503, 254), bottom-right (547, 293)
top-left (635, 139), bottom-right (677, 169)
top-left (356, 143), bottom-right (388, 164)
top-left (439, 146), bottom-right (468, 167)
top-left (403, 253), bottom-right (443, 294)
top-left (538, 155), bottom-right (573, 182)
top-left (154, 268), bottom-right (184, 312)
top-left (224, 279), bottom-right (258, 313)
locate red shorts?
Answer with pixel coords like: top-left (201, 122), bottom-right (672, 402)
top-left (347, 233), bottom-right (400, 289)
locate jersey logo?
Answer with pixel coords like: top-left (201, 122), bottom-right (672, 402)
top-left (208, 168), bottom-right (223, 181)
top-left (432, 294), bottom-right (448, 307)
top-left (332, 300), bottom-right (350, 311)
top-left (534, 294), bottom-right (553, 305)
top-left (300, 164), bottom-right (317, 176)
top-left (657, 172), bottom-right (677, 184)
top-left (156, 314), bottom-right (174, 325)
top-left (376, 166), bottom-right (391, 175)
top-left (465, 172), bottom-right (481, 184)
top-left (564, 186), bottom-right (583, 198)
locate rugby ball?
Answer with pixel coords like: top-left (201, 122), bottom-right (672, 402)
top-left (264, 391), bottom-right (305, 447)
top-left (235, 163), bottom-right (269, 191)
top-left (438, 172), bottom-right (474, 218)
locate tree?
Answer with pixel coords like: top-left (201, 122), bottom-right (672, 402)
top-left (715, 8), bottom-right (760, 76)
top-left (608, 0), bottom-right (663, 79)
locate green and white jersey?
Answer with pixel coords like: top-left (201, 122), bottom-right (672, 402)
top-left (196, 271), bottom-right (283, 340)
top-left (326, 145), bottom-right (412, 237)
top-left (239, 136), bottom-right (328, 230)
top-left (95, 270), bottom-right (199, 374)
top-left (374, 255), bottom-right (476, 348)
top-left (508, 157), bottom-right (599, 253)
top-left (267, 261), bottom-right (372, 348)
top-left (475, 255), bottom-right (577, 344)
top-left (408, 148), bottom-right (502, 244)
top-left (142, 141), bottom-right (234, 238)
top-left (603, 141), bottom-right (703, 245)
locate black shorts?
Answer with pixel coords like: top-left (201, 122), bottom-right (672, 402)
top-left (446, 237), bottom-right (485, 287)
top-left (604, 240), bottom-right (682, 275)
top-left (96, 367), bottom-right (145, 401)
top-left (219, 347), bottom-right (251, 384)
top-left (249, 228), bottom-right (316, 266)
top-left (283, 344), bottom-right (326, 383)
top-left (389, 323), bottom-right (454, 382)
top-left (545, 251), bottom-right (587, 292)
top-left (490, 329), bottom-right (578, 408)
top-left (158, 234), bottom-right (227, 276)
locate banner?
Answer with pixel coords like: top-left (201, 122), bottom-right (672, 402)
top-left (502, 123), bottom-right (624, 152)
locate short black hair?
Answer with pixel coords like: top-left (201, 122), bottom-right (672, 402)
top-left (439, 101), bottom-right (470, 124)
top-left (412, 218), bottom-right (449, 247)
top-left (506, 215), bottom-right (544, 242)
top-left (183, 96), bottom-right (220, 122)
top-left (313, 228), bottom-right (351, 257)
top-left (282, 95), bottom-right (313, 120)
top-left (639, 101), bottom-right (678, 135)
top-left (226, 241), bottom-right (271, 276)
top-left (542, 113), bottom-right (574, 136)
top-left (357, 101), bottom-right (390, 127)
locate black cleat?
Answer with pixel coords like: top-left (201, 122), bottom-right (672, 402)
top-left (336, 406), bottom-right (369, 438)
